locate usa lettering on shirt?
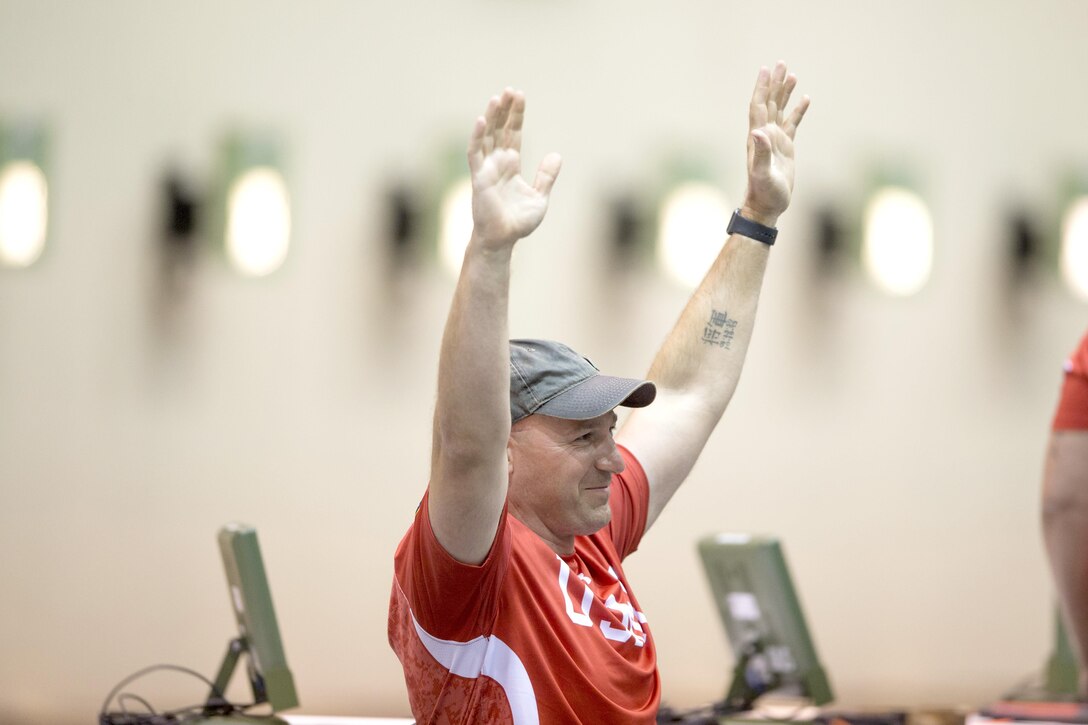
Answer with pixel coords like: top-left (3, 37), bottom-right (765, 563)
top-left (556, 556), bottom-right (647, 647)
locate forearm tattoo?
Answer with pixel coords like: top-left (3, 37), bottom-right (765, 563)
top-left (701, 309), bottom-right (738, 349)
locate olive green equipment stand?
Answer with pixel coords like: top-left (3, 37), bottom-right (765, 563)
top-left (1044, 613), bottom-right (1081, 697)
top-left (189, 525), bottom-right (299, 724)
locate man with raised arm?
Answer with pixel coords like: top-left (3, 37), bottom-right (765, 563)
top-left (389, 62), bottom-right (810, 724)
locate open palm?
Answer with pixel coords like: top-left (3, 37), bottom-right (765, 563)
top-left (745, 62), bottom-right (810, 223)
top-left (468, 89), bottom-right (562, 247)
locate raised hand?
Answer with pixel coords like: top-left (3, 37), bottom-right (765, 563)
top-left (742, 62), bottom-right (810, 226)
top-left (467, 88), bottom-right (562, 248)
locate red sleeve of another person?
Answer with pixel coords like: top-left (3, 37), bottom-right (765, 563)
top-left (1053, 330), bottom-right (1088, 430)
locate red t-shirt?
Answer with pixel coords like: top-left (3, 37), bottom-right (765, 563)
top-left (1053, 329), bottom-right (1088, 430)
top-left (388, 445), bottom-right (660, 724)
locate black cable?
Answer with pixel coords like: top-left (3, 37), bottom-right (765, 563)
top-left (161, 696), bottom-right (252, 717)
top-left (171, 702), bottom-right (272, 725)
top-left (117, 693), bottom-right (157, 716)
top-left (107, 691), bottom-right (264, 724)
top-left (100, 661), bottom-right (280, 725)
top-left (99, 663), bottom-right (227, 724)
top-left (658, 700), bottom-right (730, 724)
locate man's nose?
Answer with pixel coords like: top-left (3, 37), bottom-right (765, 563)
top-left (597, 441), bottom-right (625, 474)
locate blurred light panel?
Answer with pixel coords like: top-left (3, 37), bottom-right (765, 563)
top-left (656, 181), bottom-right (730, 288)
top-left (438, 175), bottom-right (473, 276)
top-left (1060, 195), bottom-right (1088, 301)
top-left (226, 166), bottom-right (290, 277)
top-left (216, 132), bottom-right (289, 277)
top-left (0, 159), bottom-right (47, 268)
top-left (0, 121), bottom-right (48, 269)
top-left (862, 186), bottom-right (933, 296)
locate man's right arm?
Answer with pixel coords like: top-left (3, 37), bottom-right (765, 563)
top-left (428, 89), bottom-right (561, 565)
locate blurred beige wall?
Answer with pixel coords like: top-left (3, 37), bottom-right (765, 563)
top-left (1, 1), bottom-right (1086, 722)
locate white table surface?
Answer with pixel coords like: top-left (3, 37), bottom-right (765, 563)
top-left (282, 716), bottom-right (414, 725)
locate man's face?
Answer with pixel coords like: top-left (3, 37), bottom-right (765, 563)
top-left (506, 410), bottom-right (625, 551)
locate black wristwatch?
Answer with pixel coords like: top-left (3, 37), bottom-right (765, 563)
top-left (726, 208), bottom-right (777, 246)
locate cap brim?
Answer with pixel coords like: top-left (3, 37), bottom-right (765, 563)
top-left (534, 375), bottom-right (656, 421)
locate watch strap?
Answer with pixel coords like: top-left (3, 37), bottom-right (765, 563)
top-left (727, 208), bottom-right (777, 246)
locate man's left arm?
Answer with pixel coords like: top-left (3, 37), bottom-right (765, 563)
top-left (617, 61), bottom-right (810, 530)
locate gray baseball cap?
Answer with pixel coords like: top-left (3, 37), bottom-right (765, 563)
top-left (509, 339), bottom-right (656, 423)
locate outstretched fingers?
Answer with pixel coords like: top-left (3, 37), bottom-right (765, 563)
top-left (751, 61), bottom-right (808, 139)
top-left (470, 89), bottom-right (524, 156)
top-left (470, 89), bottom-right (525, 174)
top-left (467, 87), bottom-right (559, 204)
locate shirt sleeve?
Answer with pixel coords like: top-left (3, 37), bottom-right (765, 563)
top-left (605, 445), bottom-right (651, 561)
top-left (1053, 330), bottom-right (1088, 431)
top-left (392, 490), bottom-right (511, 641)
